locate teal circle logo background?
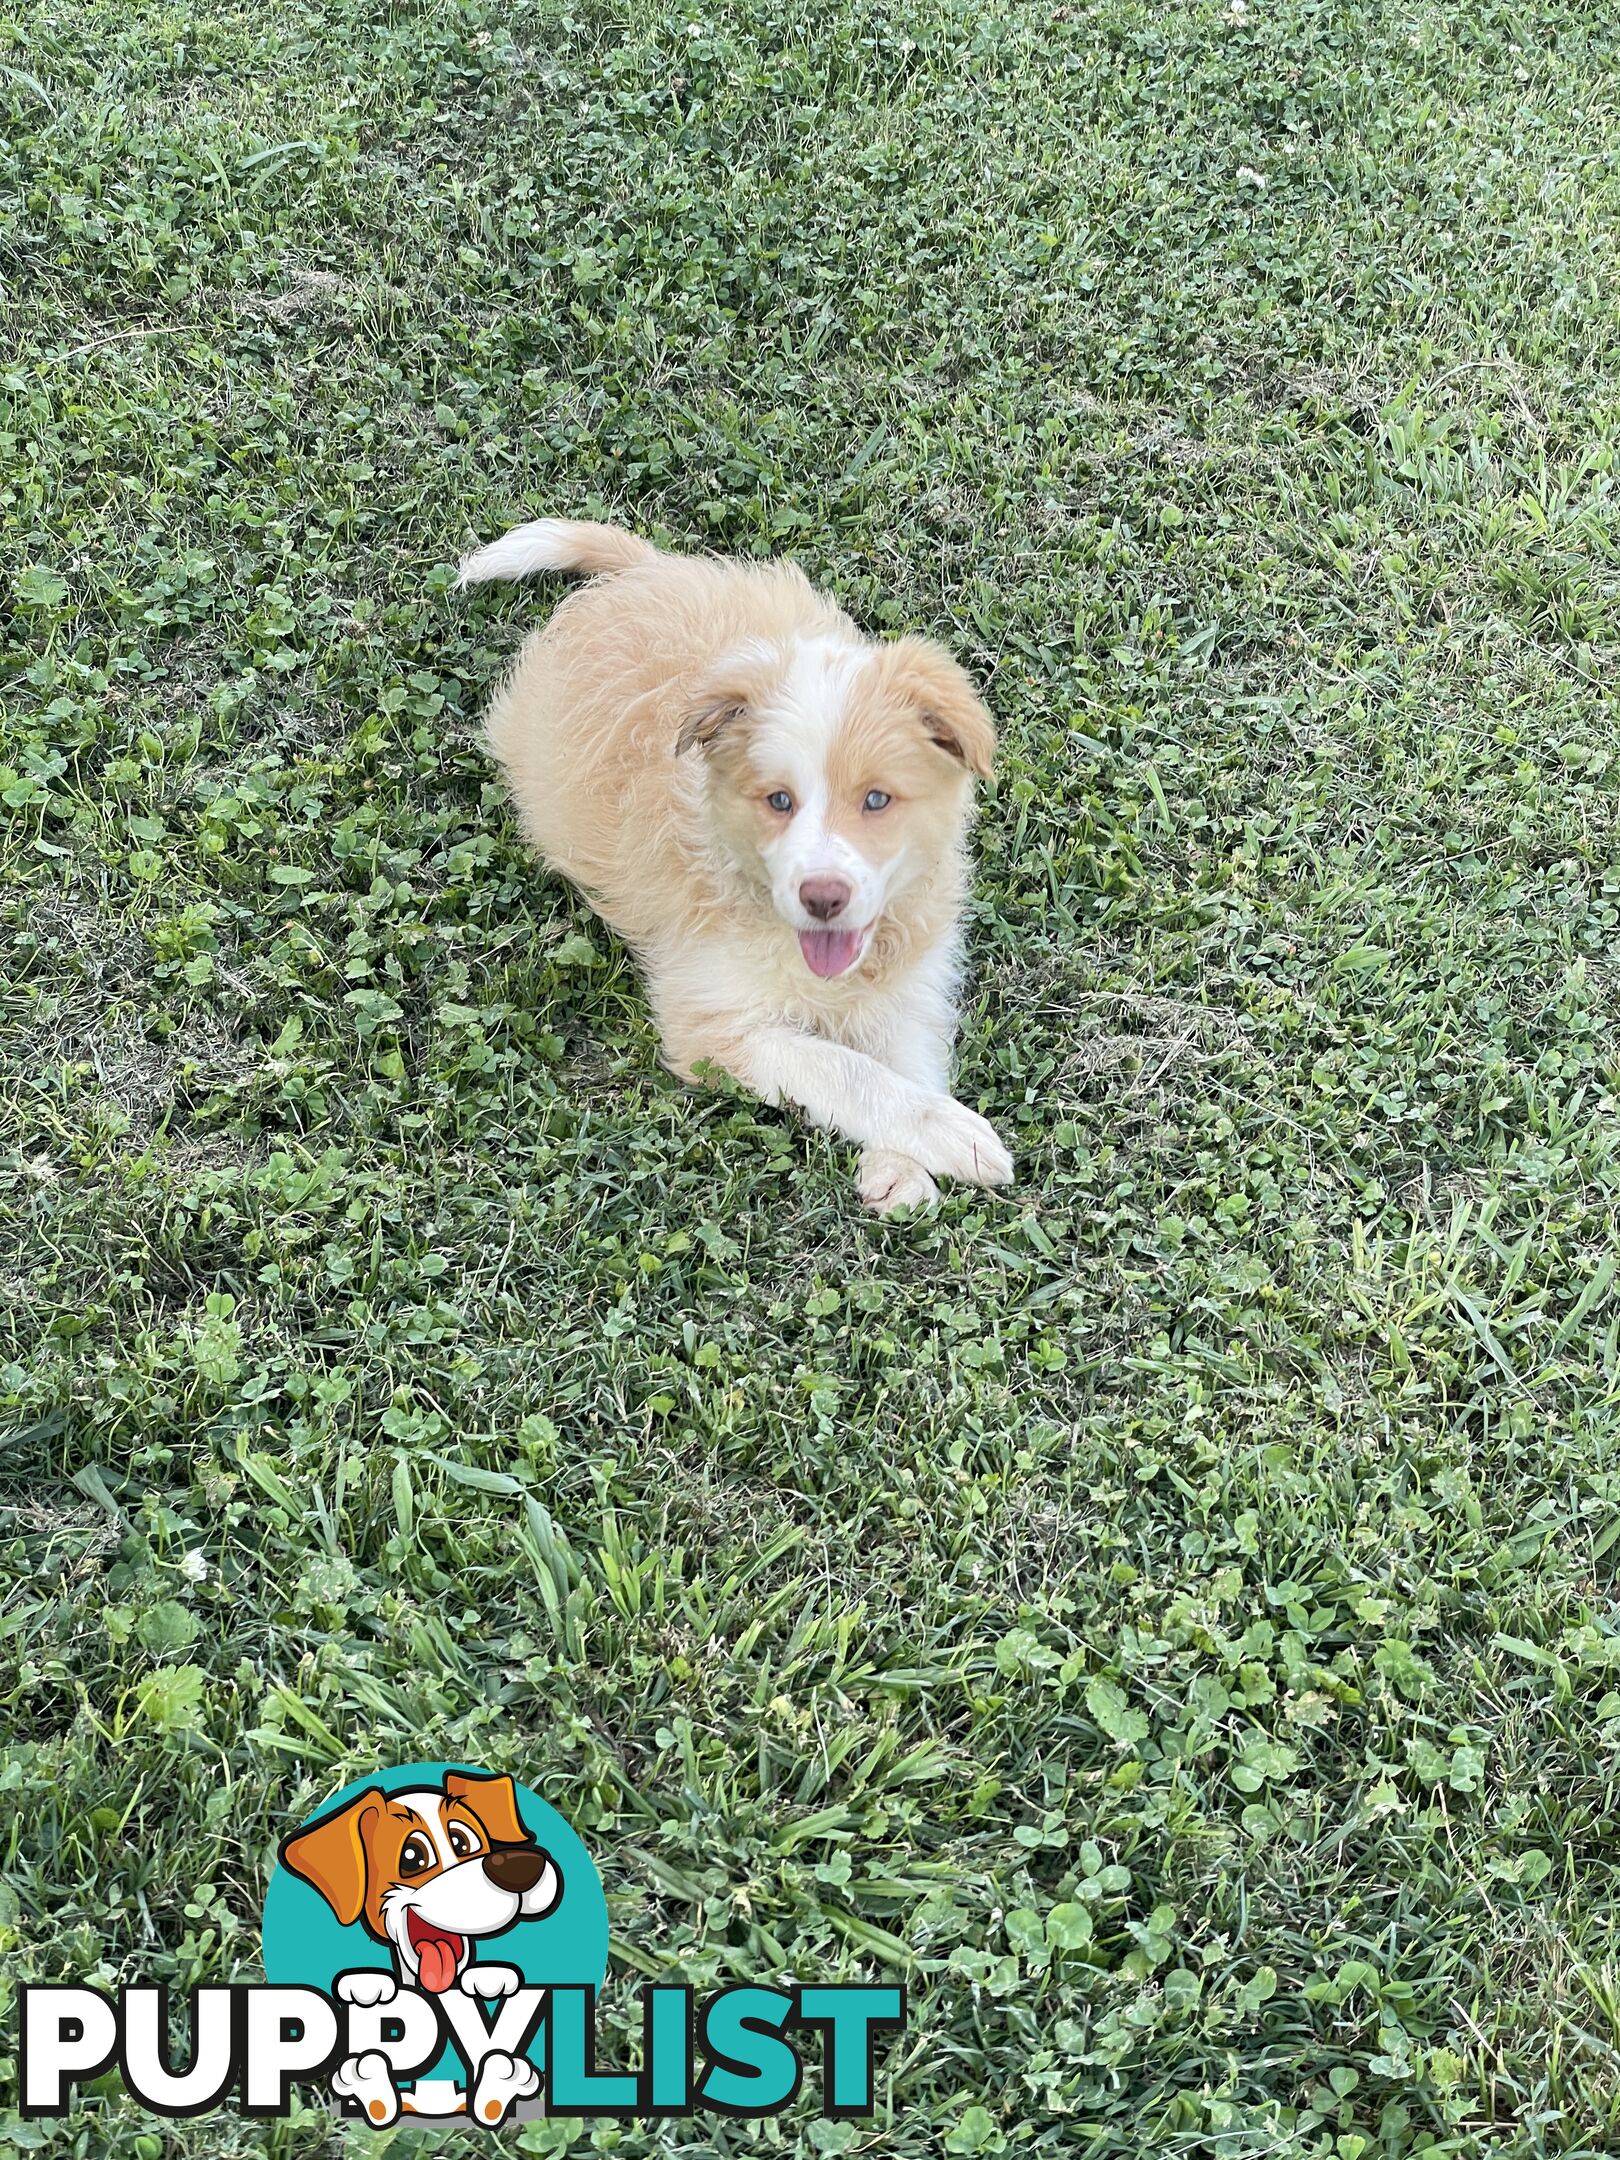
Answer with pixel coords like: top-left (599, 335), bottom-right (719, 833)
top-left (261, 1761), bottom-right (608, 2085)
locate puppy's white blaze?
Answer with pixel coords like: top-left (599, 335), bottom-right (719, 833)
top-left (756, 634), bottom-right (887, 935)
top-left (793, 635), bottom-right (866, 781)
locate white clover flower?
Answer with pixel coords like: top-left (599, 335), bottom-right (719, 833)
top-left (181, 1549), bottom-right (210, 1583)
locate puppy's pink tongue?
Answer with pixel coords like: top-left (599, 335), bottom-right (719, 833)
top-left (798, 929), bottom-right (862, 979)
top-left (416, 1936), bottom-right (460, 1994)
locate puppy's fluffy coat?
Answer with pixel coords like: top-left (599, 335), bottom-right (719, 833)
top-left (459, 517), bottom-right (1013, 1210)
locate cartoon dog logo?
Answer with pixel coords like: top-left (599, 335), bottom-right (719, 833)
top-left (280, 1768), bottom-right (562, 2123)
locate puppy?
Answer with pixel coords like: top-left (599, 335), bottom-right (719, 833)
top-left (458, 517), bottom-right (1013, 1212)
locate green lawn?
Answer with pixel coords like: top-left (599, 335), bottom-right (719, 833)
top-left (5, 0), bottom-right (1620, 2152)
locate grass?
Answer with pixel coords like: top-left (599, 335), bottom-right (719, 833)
top-left (3, 0), bottom-right (1620, 2152)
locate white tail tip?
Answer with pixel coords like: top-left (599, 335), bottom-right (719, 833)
top-left (456, 517), bottom-right (658, 588)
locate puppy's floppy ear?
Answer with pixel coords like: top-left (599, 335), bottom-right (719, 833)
top-left (675, 692), bottom-right (748, 757)
top-left (674, 647), bottom-right (770, 756)
top-left (883, 636), bottom-right (996, 779)
top-left (445, 1770), bottom-right (530, 1846)
top-left (280, 1789), bottom-right (382, 1927)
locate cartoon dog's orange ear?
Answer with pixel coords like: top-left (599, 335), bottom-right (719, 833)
top-left (446, 1770), bottom-right (529, 1846)
top-left (280, 1789), bottom-right (381, 1927)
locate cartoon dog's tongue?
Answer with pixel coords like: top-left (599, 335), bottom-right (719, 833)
top-left (798, 928), bottom-right (863, 979)
top-left (406, 1911), bottom-right (465, 1994)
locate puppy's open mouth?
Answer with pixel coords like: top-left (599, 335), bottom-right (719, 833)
top-left (406, 1909), bottom-right (467, 1994)
top-left (798, 927), bottom-right (867, 979)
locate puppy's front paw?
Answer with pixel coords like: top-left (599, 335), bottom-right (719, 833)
top-left (471, 2049), bottom-right (540, 2126)
top-left (336, 1969), bottom-right (397, 2008)
top-left (331, 2050), bottom-right (401, 2125)
top-left (859, 1149), bottom-right (940, 1214)
top-left (907, 1098), bottom-right (1014, 1188)
top-left (460, 1963), bottom-right (523, 1999)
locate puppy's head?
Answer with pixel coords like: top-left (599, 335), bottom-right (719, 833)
top-left (678, 631), bottom-right (994, 978)
top-left (280, 1772), bottom-right (562, 1994)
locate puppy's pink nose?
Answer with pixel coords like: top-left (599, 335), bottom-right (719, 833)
top-left (799, 876), bottom-right (852, 922)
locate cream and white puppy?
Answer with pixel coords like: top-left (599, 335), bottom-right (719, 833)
top-left (459, 517), bottom-right (1014, 1211)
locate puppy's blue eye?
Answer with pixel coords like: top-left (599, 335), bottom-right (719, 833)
top-left (863, 789), bottom-right (891, 813)
top-left (766, 790), bottom-right (793, 814)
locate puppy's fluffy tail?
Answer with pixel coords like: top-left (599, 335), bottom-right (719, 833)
top-left (456, 517), bottom-right (660, 588)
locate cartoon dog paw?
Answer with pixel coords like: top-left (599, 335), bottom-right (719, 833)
top-left (336, 1968), bottom-right (398, 2008)
top-left (471, 2049), bottom-right (540, 2125)
top-left (331, 2050), bottom-right (401, 2125)
top-left (460, 1963), bottom-right (524, 1999)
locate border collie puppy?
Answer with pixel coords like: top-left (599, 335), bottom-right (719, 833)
top-left (459, 518), bottom-right (1012, 1211)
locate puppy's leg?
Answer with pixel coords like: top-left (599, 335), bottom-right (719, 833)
top-left (858, 969), bottom-right (1009, 1212)
top-left (728, 1026), bottom-right (1012, 1189)
top-left (856, 998), bottom-right (951, 1212)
